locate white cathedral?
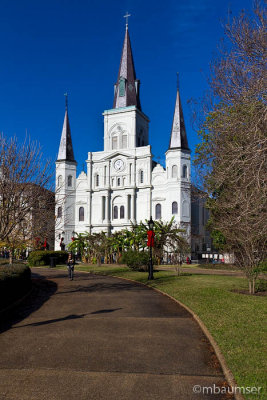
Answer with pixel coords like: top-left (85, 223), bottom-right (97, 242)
top-left (55, 25), bottom-right (191, 251)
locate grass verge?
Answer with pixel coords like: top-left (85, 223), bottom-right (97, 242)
top-left (36, 263), bottom-right (266, 399)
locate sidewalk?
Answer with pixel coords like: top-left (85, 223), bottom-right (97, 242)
top-left (0, 268), bottom-right (233, 400)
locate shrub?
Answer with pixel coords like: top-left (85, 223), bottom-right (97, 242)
top-left (120, 250), bottom-right (150, 272)
top-left (256, 279), bottom-right (267, 293)
top-left (0, 264), bottom-right (31, 310)
top-left (27, 250), bottom-right (68, 267)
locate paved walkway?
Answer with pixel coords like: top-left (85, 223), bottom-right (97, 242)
top-left (0, 268), bottom-right (233, 400)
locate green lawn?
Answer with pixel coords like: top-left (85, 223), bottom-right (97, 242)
top-left (37, 264), bottom-right (266, 399)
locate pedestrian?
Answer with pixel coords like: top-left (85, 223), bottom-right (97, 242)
top-left (67, 252), bottom-right (75, 281)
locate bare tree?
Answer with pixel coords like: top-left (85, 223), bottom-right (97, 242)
top-left (194, 3), bottom-right (267, 293)
top-left (0, 133), bottom-right (54, 261)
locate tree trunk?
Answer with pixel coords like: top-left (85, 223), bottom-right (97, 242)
top-left (252, 277), bottom-right (255, 295)
top-left (9, 252), bottom-right (13, 265)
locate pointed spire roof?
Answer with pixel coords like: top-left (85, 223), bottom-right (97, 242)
top-left (57, 100), bottom-right (76, 162)
top-left (169, 88), bottom-right (189, 150)
top-left (113, 26), bottom-right (141, 110)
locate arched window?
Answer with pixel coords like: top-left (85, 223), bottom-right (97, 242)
top-left (57, 206), bottom-right (62, 218)
top-left (117, 178), bottom-right (121, 186)
top-left (79, 207), bottom-right (84, 222)
top-left (182, 165), bottom-right (188, 178)
top-left (58, 175), bottom-right (63, 187)
top-left (172, 201), bottom-right (178, 214)
top-left (120, 206), bottom-right (125, 219)
top-left (155, 203), bottom-right (161, 220)
top-left (96, 174), bottom-right (99, 187)
top-left (182, 201), bottom-right (189, 217)
top-left (67, 175), bottom-right (72, 187)
top-left (112, 136), bottom-right (118, 150)
top-left (172, 165), bottom-right (178, 178)
top-left (114, 206), bottom-right (118, 219)
top-left (104, 166), bottom-right (107, 185)
top-left (122, 135), bottom-right (127, 149)
top-left (140, 170), bottom-right (144, 184)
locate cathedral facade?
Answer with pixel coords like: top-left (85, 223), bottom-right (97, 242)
top-left (55, 26), bottom-right (191, 250)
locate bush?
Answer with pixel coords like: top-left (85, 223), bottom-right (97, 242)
top-left (0, 264), bottom-right (31, 310)
top-left (27, 250), bottom-right (68, 267)
top-left (120, 250), bottom-right (150, 272)
top-left (256, 279), bottom-right (267, 293)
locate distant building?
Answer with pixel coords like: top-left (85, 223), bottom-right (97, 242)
top-left (191, 188), bottom-right (212, 261)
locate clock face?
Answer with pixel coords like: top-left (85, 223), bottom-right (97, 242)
top-left (114, 159), bottom-right (124, 171)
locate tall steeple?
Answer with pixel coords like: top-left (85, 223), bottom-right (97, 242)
top-left (57, 94), bottom-right (76, 162)
top-left (169, 87), bottom-right (189, 150)
top-left (113, 25), bottom-right (141, 110)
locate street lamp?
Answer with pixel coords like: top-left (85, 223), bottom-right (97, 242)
top-left (147, 216), bottom-right (154, 280)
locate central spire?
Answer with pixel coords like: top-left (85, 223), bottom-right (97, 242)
top-left (113, 25), bottom-right (141, 110)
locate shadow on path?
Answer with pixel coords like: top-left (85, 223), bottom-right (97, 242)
top-left (12, 308), bottom-right (123, 329)
top-left (0, 273), bottom-right (58, 334)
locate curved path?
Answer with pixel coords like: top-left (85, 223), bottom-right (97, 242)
top-left (0, 268), bottom-right (233, 400)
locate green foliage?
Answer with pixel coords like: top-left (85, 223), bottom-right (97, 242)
top-left (120, 250), bottom-right (150, 271)
top-left (0, 264), bottom-right (31, 310)
top-left (210, 229), bottom-right (227, 251)
top-left (259, 260), bottom-right (267, 272)
top-left (255, 279), bottom-right (267, 293)
top-left (68, 218), bottom-right (189, 266)
top-left (27, 250), bottom-right (68, 266)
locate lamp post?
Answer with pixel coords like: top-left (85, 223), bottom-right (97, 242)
top-left (147, 216), bottom-right (154, 280)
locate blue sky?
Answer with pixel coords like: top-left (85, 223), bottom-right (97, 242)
top-left (0, 0), bottom-right (254, 178)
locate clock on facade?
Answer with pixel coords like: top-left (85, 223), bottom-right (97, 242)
top-left (114, 159), bottom-right (124, 171)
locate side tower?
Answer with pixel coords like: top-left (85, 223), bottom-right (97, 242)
top-left (165, 87), bottom-right (191, 232)
top-left (55, 98), bottom-right (77, 250)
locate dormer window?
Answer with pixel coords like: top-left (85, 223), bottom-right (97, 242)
top-left (119, 77), bottom-right (125, 97)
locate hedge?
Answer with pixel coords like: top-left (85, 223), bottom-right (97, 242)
top-left (27, 250), bottom-right (68, 267)
top-left (120, 250), bottom-right (151, 271)
top-left (0, 264), bottom-right (32, 310)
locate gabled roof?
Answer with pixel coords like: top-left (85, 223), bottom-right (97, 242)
top-left (113, 27), bottom-right (141, 110)
top-left (57, 109), bottom-right (76, 162)
top-left (169, 89), bottom-right (189, 150)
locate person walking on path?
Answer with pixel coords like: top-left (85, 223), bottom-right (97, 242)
top-left (67, 252), bottom-right (75, 280)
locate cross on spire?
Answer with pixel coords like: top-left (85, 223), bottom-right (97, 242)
top-left (124, 12), bottom-right (131, 28)
top-left (64, 92), bottom-right (68, 111)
